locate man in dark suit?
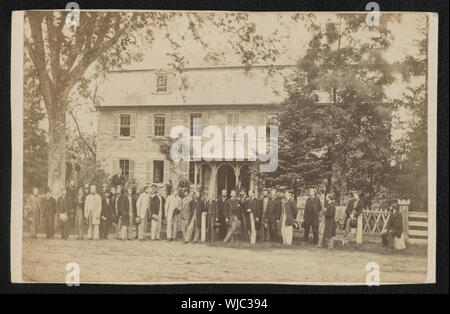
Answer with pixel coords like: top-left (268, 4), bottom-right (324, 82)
top-left (185, 191), bottom-right (202, 243)
top-left (223, 190), bottom-right (241, 243)
top-left (204, 193), bottom-right (218, 243)
top-left (382, 204), bottom-right (403, 248)
top-left (269, 189), bottom-right (283, 241)
top-left (303, 188), bottom-right (322, 245)
top-left (281, 189), bottom-right (298, 246)
top-left (216, 189), bottom-right (228, 240)
top-left (344, 191), bottom-right (364, 236)
top-left (110, 186), bottom-right (120, 239)
top-left (43, 190), bottom-right (57, 239)
top-left (100, 190), bottom-right (114, 239)
top-left (258, 189), bottom-right (270, 241)
top-left (149, 186), bottom-right (165, 240)
top-left (239, 190), bottom-right (249, 241)
top-left (117, 186), bottom-right (130, 240)
top-left (57, 189), bottom-right (72, 240)
top-left (268, 189), bottom-right (282, 242)
top-left (245, 190), bottom-right (260, 244)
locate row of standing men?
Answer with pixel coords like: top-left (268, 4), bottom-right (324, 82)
top-left (27, 181), bottom-right (339, 248)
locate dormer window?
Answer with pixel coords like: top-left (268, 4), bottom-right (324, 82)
top-left (156, 72), bottom-right (168, 93)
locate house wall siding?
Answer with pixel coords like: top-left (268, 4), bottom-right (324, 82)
top-left (96, 106), bottom-right (276, 187)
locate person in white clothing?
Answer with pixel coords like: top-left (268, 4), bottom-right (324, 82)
top-left (136, 186), bottom-right (150, 241)
top-left (165, 188), bottom-right (182, 241)
top-left (84, 185), bottom-right (102, 240)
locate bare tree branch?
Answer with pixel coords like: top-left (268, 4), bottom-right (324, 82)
top-left (67, 105), bottom-right (96, 158)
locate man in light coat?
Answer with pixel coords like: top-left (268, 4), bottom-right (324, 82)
top-left (136, 186), bottom-right (150, 241)
top-left (165, 188), bottom-right (182, 241)
top-left (29, 187), bottom-right (42, 238)
top-left (84, 185), bottom-right (102, 240)
top-left (180, 189), bottom-right (192, 241)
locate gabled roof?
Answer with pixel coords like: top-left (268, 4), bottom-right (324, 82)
top-left (97, 65), bottom-right (292, 108)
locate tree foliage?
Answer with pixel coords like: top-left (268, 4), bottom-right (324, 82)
top-left (264, 13), bottom-right (399, 205)
top-left (23, 55), bottom-right (48, 193)
top-left (389, 17), bottom-right (428, 211)
top-left (24, 11), bottom-right (282, 193)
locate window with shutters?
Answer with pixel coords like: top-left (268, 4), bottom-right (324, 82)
top-left (266, 113), bottom-right (278, 133)
top-left (154, 114), bottom-right (166, 136)
top-left (153, 160), bottom-right (164, 183)
top-left (190, 113), bottom-right (202, 137)
top-left (156, 73), bottom-right (168, 93)
top-left (266, 112), bottom-right (279, 150)
top-left (119, 114), bottom-right (131, 137)
top-left (119, 159), bottom-right (129, 179)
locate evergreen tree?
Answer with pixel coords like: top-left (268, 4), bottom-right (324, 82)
top-left (264, 13), bottom-right (399, 205)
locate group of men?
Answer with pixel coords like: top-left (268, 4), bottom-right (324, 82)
top-left (26, 177), bottom-right (328, 246)
top-left (25, 176), bottom-right (404, 249)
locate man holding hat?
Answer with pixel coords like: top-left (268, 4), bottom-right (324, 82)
top-left (57, 188), bottom-right (72, 240)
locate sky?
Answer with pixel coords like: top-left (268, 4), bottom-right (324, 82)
top-left (57, 11), bottom-right (427, 138)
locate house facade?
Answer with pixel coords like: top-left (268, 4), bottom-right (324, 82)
top-left (96, 64), bottom-right (292, 197)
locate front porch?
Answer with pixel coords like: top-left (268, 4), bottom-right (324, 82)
top-left (190, 161), bottom-right (260, 197)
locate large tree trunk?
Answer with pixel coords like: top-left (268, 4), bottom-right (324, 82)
top-left (47, 105), bottom-right (67, 195)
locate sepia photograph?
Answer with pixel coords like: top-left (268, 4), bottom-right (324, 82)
top-left (10, 8), bottom-right (438, 286)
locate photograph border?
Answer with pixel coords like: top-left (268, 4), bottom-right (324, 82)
top-left (2, 0), bottom-right (448, 294)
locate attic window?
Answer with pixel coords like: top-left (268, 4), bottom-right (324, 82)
top-left (156, 72), bottom-right (168, 93)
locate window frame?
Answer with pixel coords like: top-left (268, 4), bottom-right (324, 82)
top-left (190, 113), bottom-right (203, 137)
top-left (155, 72), bottom-right (169, 94)
top-left (119, 159), bottom-right (130, 179)
top-left (153, 160), bottom-right (164, 184)
top-left (153, 113), bottom-right (166, 137)
top-left (119, 114), bottom-right (131, 138)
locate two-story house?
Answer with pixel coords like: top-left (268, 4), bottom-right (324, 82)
top-left (96, 64), bottom-right (292, 197)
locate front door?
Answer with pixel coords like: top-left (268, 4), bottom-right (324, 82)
top-left (216, 165), bottom-right (236, 197)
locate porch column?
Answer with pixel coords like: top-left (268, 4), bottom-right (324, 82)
top-left (249, 167), bottom-right (255, 194)
top-left (194, 163), bottom-right (198, 189)
top-left (234, 164), bottom-right (240, 188)
top-left (211, 164), bottom-right (217, 198)
top-left (398, 199), bottom-right (410, 242)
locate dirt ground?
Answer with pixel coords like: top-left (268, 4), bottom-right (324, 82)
top-left (21, 233), bottom-right (428, 284)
